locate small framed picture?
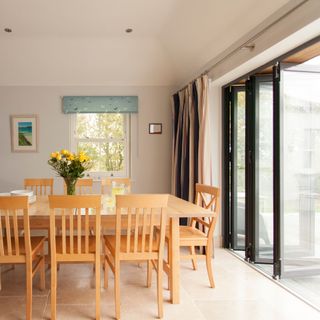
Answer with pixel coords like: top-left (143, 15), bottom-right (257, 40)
top-left (149, 123), bottom-right (162, 134)
top-left (11, 115), bottom-right (39, 152)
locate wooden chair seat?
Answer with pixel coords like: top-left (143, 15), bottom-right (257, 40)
top-left (104, 234), bottom-right (158, 256)
top-left (167, 226), bottom-right (207, 242)
top-left (1, 236), bottom-right (46, 258)
top-left (55, 236), bottom-right (96, 255)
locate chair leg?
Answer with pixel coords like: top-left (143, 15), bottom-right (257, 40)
top-left (167, 240), bottom-right (172, 291)
top-left (104, 243), bottom-right (109, 289)
top-left (114, 260), bottom-right (120, 320)
top-left (47, 228), bottom-right (51, 269)
top-left (205, 249), bottom-right (215, 288)
top-left (26, 262), bottom-right (33, 320)
top-left (0, 265), bottom-right (2, 291)
top-left (157, 259), bottom-right (163, 319)
top-left (51, 262), bottom-right (57, 320)
top-left (212, 238), bottom-right (215, 259)
top-left (39, 246), bottom-right (46, 291)
top-left (95, 258), bottom-right (101, 320)
top-left (189, 246), bottom-right (197, 270)
top-left (147, 260), bottom-right (152, 287)
top-left (104, 258), bottom-right (108, 289)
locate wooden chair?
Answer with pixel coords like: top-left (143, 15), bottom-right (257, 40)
top-left (165, 184), bottom-right (220, 289)
top-left (24, 178), bottom-right (54, 195)
top-left (24, 178), bottom-right (54, 260)
top-left (63, 178), bottom-right (93, 195)
top-left (103, 194), bottom-right (168, 320)
top-left (48, 195), bottom-right (101, 320)
top-left (0, 196), bottom-right (46, 320)
top-left (100, 177), bottom-right (131, 194)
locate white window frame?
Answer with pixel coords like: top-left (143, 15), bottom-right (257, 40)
top-left (70, 113), bottom-right (130, 179)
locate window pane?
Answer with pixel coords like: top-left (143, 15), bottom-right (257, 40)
top-left (76, 114), bottom-right (102, 139)
top-left (77, 142), bottom-right (101, 171)
top-left (100, 114), bottom-right (125, 139)
top-left (78, 141), bottom-right (126, 173)
top-left (75, 113), bottom-right (127, 174)
top-left (101, 142), bottom-right (125, 172)
top-left (76, 113), bottom-right (125, 140)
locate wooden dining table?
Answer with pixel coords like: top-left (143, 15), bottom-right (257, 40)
top-left (26, 194), bottom-right (213, 304)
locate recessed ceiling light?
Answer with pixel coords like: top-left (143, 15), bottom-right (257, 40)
top-left (125, 28), bottom-right (133, 33)
top-left (4, 28), bottom-right (12, 33)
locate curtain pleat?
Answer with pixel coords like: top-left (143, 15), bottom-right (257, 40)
top-left (191, 82), bottom-right (199, 202)
top-left (171, 75), bottom-right (209, 208)
top-left (171, 93), bottom-right (180, 195)
top-left (196, 75), bottom-right (208, 184)
top-left (181, 87), bottom-right (190, 200)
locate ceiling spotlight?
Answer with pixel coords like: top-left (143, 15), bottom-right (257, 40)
top-left (4, 28), bottom-right (12, 33)
top-left (125, 28), bottom-right (133, 33)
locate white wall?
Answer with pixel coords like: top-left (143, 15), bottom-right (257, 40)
top-left (0, 86), bottom-right (173, 194)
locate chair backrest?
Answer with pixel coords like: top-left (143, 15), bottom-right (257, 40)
top-left (48, 195), bottom-right (101, 255)
top-left (76, 178), bottom-right (93, 194)
top-left (115, 194), bottom-right (168, 260)
top-left (101, 178), bottom-right (131, 194)
top-left (0, 196), bottom-right (31, 262)
top-left (24, 178), bottom-right (54, 195)
top-left (193, 183), bottom-right (220, 239)
top-left (63, 178), bottom-right (93, 195)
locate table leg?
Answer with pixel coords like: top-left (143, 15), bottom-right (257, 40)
top-left (169, 216), bottom-right (180, 304)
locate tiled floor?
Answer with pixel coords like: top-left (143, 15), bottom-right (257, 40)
top-left (0, 249), bottom-right (320, 319)
top-left (256, 260), bottom-right (320, 309)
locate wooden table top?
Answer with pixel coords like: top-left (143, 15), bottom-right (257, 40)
top-left (28, 194), bottom-right (214, 218)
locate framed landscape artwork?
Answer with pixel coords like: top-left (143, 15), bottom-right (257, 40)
top-left (11, 115), bottom-right (38, 152)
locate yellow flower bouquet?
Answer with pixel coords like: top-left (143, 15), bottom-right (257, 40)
top-left (48, 149), bottom-right (92, 195)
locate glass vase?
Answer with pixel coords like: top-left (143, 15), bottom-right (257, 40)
top-left (64, 177), bottom-right (77, 195)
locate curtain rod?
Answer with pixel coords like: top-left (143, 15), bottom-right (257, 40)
top-left (177, 70), bottom-right (209, 93)
top-left (176, 0), bottom-right (308, 93)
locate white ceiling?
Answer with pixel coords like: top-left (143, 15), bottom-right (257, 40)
top-left (0, 0), bottom-right (291, 86)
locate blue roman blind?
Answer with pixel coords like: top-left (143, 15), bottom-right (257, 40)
top-left (62, 96), bottom-right (138, 114)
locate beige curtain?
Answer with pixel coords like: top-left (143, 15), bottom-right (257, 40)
top-left (171, 75), bottom-right (209, 204)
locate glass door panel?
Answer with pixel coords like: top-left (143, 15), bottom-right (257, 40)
top-left (228, 77), bottom-right (275, 266)
top-left (255, 78), bottom-right (274, 262)
top-left (232, 87), bottom-right (246, 250)
top-left (281, 60), bottom-right (320, 276)
top-left (223, 39), bottom-right (320, 308)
